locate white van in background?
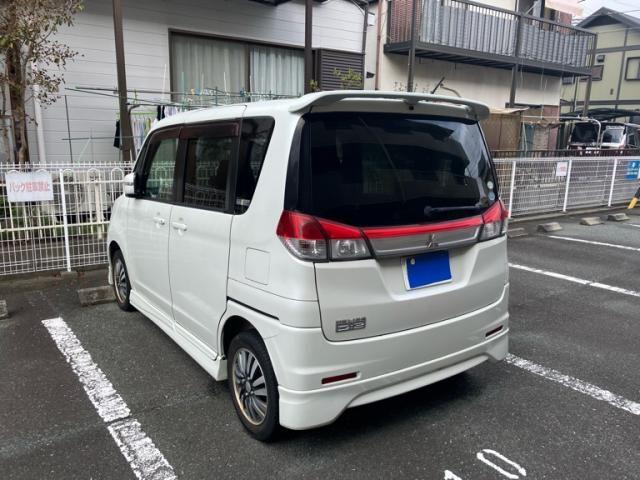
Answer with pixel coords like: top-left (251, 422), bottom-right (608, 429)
top-left (107, 91), bottom-right (509, 441)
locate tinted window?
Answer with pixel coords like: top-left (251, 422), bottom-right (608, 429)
top-left (296, 113), bottom-right (497, 227)
top-left (183, 132), bottom-right (236, 210)
top-left (235, 117), bottom-right (275, 213)
top-left (142, 137), bottom-right (178, 201)
top-left (570, 123), bottom-right (598, 143)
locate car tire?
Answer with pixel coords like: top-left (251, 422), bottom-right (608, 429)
top-left (111, 250), bottom-right (135, 312)
top-left (227, 330), bottom-right (280, 442)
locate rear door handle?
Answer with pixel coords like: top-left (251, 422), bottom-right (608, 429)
top-left (171, 222), bottom-right (187, 232)
top-left (153, 216), bottom-right (166, 226)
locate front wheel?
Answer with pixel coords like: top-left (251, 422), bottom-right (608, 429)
top-left (227, 330), bottom-right (279, 441)
top-left (111, 250), bottom-right (135, 312)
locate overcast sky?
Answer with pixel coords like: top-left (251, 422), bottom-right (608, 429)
top-left (579, 0), bottom-right (640, 19)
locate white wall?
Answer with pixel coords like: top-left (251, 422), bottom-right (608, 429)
top-left (379, 55), bottom-right (561, 108)
top-left (35, 0), bottom-right (364, 164)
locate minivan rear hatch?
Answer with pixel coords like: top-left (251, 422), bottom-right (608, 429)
top-left (286, 112), bottom-right (507, 341)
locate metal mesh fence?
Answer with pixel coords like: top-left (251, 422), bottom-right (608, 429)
top-left (0, 162), bottom-right (131, 275)
top-left (495, 156), bottom-right (640, 217)
top-left (0, 156), bottom-right (639, 276)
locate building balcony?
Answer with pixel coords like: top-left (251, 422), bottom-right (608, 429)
top-left (386, 0), bottom-right (597, 76)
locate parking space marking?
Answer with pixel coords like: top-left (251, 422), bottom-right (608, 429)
top-left (506, 354), bottom-right (640, 416)
top-left (546, 235), bottom-right (640, 252)
top-left (509, 263), bottom-right (640, 298)
top-left (623, 223), bottom-right (640, 229)
top-left (42, 317), bottom-right (176, 480)
top-left (476, 449), bottom-right (527, 479)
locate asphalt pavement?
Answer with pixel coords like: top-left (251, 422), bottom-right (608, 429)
top-left (1, 210), bottom-right (639, 479)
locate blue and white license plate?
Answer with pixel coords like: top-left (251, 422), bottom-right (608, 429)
top-left (404, 251), bottom-right (452, 290)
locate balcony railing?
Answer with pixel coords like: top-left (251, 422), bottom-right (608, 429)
top-left (388, 0), bottom-right (596, 72)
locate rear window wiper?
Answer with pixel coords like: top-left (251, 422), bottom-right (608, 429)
top-left (423, 205), bottom-right (483, 216)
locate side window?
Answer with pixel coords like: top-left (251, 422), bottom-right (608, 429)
top-left (235, 117), bottom-right (275, 213)
top-left (183, 124), bottom-right (238, 210)
top-left (142, 137), bottom-right (178, 201)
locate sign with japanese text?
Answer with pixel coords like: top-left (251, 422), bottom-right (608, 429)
top-left (555, 161), bottom-right (569, 177)
top-left (5, 171), bottom-right (54, 202)
top-left (625, 160), bottom-right (640, 180)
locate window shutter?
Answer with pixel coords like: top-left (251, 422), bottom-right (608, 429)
top-left (316, 50), bottom-right (364, 91)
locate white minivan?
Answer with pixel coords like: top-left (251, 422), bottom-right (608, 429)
top-left (107, 91), bottom-right (509, 441)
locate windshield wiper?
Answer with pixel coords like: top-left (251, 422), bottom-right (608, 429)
top-left (423, 205), bottom-right (483, 216)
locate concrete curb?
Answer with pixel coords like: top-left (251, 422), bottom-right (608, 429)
top-left (78, 286), bottom-right (115, 306)
top-left (0, 300), bottom-right (8, 319)
top-left (509, 205), bottom-right (632, 224)
top-left (580, 217), bottom-right (604, 226)
top-left (607, 213), bottom-right (630, 222)
top-left (537, 222), bottom-right (563, 233)
top-left (507, 227), bottom-right (528, 238)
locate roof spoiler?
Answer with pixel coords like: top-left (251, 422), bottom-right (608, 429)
top-left (287, 90), bottom-right (490, 121)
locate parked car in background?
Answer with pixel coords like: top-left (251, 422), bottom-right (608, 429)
top-left (568, 120), bottom-right (601, 150)
top-left (106, 91), bottom-right (510, 441)
top-left (600, 122), bottom-right (640, 150)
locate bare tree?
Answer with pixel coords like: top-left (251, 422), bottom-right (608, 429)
top-left (0, 0), bottom-right (83, 164)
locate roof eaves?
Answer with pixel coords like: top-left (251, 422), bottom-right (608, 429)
top-left (578, 7), bottom-right (640, 29)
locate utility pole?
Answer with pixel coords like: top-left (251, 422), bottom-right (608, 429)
top-left (407, 0), bottom-right (419, 92)
top-left (112, 0), bottom-right (133, 163)
top-left (304, 0), bottom-right (313, 93)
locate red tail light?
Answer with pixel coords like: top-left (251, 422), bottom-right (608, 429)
top-left (276, 211), bottom-right (371, 261)
top-left (277, 201), bottom-right (507, 262)
top-left (479, 200), bottom-right (508, 241)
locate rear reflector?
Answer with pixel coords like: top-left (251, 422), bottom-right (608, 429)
top-left (321, 372), bottom-right (358, 385)
top-left (485, 325), bottom-right (504, 337)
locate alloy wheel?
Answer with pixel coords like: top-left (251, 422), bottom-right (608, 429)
top-left (232, 347), bottom-right (269, 425)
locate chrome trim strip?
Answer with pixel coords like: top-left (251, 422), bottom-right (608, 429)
top-left (368, 226), bottom-right (480, 257)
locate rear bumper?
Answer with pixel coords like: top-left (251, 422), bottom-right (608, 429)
top-left (265, 284), bottom-right (509, 430)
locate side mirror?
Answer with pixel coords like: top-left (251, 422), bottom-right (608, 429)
top-left (123, 172), bottom-right (138, 198)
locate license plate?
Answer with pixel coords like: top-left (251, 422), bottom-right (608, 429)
top-left (404, 251), bottom-right (452, 289)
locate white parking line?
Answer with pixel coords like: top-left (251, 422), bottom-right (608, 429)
top-left (624, 223), bottom-right (640, 229)
top-left (546, 235), bottom-right (640, 252)
top-left (42, 317), bottom-right (176, 480)
top-left (509, 263), bottom-right (640, 298)
top-left (506, 354), bottom-right (640, 416)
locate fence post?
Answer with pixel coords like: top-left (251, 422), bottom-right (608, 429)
top-left (58, 170), bottom-right (72, 272)
top-left (562, 159), bottom-right (573, 212)
top-left (608, 158), bottom-right (618, 207)
top-left (508, 160), bottom-right (517, 218)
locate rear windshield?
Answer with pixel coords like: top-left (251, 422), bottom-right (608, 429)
top-left (293, 113), bottom-right (498, 227)
top-left (570, 123), bottom-right (598, 143)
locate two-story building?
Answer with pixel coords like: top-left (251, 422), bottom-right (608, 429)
top-left (561, 8), bottom-right (640, 116)
top-left (25, 0), bottom-right (368, 165)
top-left (365, 0), bottom-right (596, 150)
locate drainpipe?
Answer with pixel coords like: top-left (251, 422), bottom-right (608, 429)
top-left (31, 67), bottom-right (47, 165)
top-left (304, 0), bottom-right (313, 93)
top-left (614, 27), bottom-right (629, 110)
top-left (582, 33), bottom-right (597, 118)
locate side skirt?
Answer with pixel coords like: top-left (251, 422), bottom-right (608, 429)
top-left (130, 290), bottom-right (226, 381)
